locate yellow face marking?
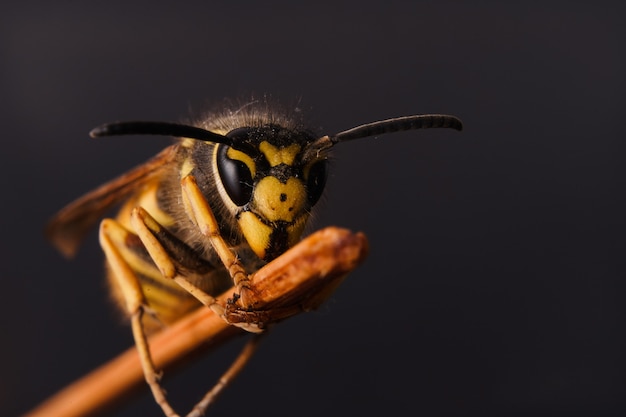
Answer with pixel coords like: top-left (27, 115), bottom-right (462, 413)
top-left (259, 141), bottom-right (301, 167)
top-left (238, 211), bottom-right (272, 259)
top-left (227, 147), bottom-right (256, 178)
top-left (253, 177), bottom-right (306, 222)
top-left (238, 210), bottom-right (310, 260)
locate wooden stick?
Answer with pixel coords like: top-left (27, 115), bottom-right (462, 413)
top-left (25, 227), bottom-right (368, 417)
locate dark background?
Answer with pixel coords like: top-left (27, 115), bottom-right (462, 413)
top-left (3, 2), bottom-right (625, 416)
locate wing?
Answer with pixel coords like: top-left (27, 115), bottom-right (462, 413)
top-left (46, 144), bottom-right (180, 258)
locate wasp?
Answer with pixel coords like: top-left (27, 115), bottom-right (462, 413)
top-left (46, 101), bottom-right (462, 417)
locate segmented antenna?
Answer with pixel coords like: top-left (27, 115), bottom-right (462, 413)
top-left (89, 121), bottom-right (232, 144)
top-left (301, 114), bottom-right (463, 162)
top-left (330, 114), bottom-right (463, 143)
top-left (89, 114), bottom-right (463, 158)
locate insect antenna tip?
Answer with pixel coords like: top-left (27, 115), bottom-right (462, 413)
top-left (89, 124), bottom-right (109, 138)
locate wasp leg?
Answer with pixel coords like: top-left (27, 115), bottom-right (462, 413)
top-left (99, 219), bottom-right (180, 417)
top-left (128, 206), bottom-right (266, 413)
top-left (129, 206), bottom-right (225, 317)
top-left (186, 333), bottom-right (265, 417)
top-left (131, 205), bottom-right (265, 333)
top-left (180, 176), bottom-right (255, 306)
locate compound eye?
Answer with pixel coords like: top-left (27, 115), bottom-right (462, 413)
top-left (306, 160), bottom-right (328, 206)
top-left (216, 145), bottom-right (254, 206)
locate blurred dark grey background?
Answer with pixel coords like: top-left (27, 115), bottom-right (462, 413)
top-left (2, 2), bottom-right (625, 416)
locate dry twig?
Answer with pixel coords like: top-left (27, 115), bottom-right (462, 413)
top-left (25, 227), bottom-right (368, 417)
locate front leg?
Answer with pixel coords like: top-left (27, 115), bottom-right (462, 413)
top-left (180, 175), bottom-right (257, 308)
top-left (130, 205), bottom-right (266, 333)
top-left (130, 206), bottom-right (225, 317)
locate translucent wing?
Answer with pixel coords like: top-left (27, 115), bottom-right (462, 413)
top-left (46, 144), bottom-right (179, 257)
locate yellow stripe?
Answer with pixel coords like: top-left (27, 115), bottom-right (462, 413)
top-left (259, 141), bottom-right (301, 166)
top-left (227, 147), bottom-right (256, 178)
top-left (238, 211), bottom-right (272, 259)
top-left (180, 157), bottom-right (195, 178)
